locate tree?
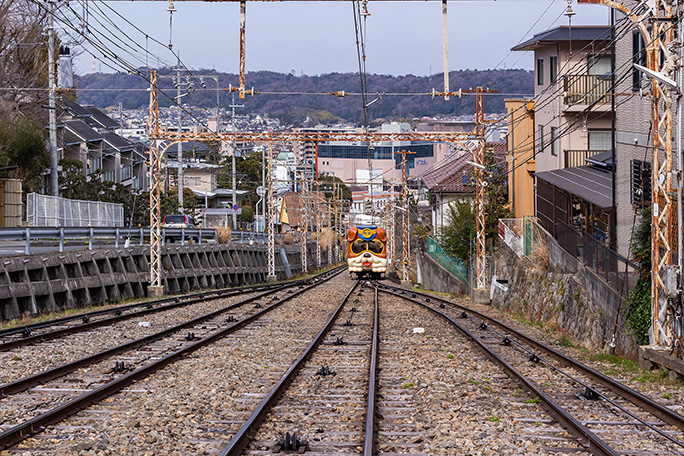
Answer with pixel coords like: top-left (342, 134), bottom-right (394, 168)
top-left (626, 206), bottom-right (651, 345)
top-left (438, 145), bottom-right (512, 261)
top-left (0, 119), bottom-right (49, 192)
top-left (439, 200), bottom-right (476, 262)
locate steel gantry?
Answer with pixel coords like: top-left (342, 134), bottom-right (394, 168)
top-left (580, 0), bottom-right (683, 351)
top-left (139, 0), bottom-right (493, 294)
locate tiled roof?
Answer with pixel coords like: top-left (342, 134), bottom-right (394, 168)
top-left (82, 105), bottom-right (120, 130)
top-left (512, 26), bottom-right (612, 51)
top-left (64, 120), bottom-right (103, 143)
top-left (421, 142), bottom-right (508, 194)
top-left (102, 132), bottom-right (134, 152)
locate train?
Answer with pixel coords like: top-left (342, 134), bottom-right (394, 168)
top-left (347, 226), bottom-right (388, 279)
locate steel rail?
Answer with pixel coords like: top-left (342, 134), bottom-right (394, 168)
top-left (0, 266), bottom-right (344, 349)
top-left (380, 287), bottom-right (620, 456)
top-left (363, 285), bottom-right (379, 455)
top-left (0, 267), bottom-right (344, 450)
top-left (218, 280), bottom-right (360, 456)
top-left (0, 283), bottom-right (294, 397)
top-left (0, 283), bottom-right (287, 351)
top-left (0, 282), bottom-right (280, 339)
top-left (378, 283), bottom-right (684, 433)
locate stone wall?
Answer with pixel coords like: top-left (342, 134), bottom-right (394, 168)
top-left (0, 241), bottom-right (331, 321)
top-left (491, 231), bottom-right (636, 357)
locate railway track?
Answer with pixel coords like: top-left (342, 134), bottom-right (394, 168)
top-left (0, 266), bottom-right (344, 451)
top-left (1, 274), bottom-right (682, 455)
top-left (377, 282), bottom-right (684, 456)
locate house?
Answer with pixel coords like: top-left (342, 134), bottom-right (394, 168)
top-left (56, 98), bottom-right (149, 191)
top-left (422, 142), bottom-right (507, 234)
top-left (509, 25), bottom-right (624, 252)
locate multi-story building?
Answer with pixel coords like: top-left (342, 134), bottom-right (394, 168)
top-left (509, 25), bottom-right (622, 252)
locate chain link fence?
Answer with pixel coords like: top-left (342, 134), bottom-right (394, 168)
top-left (27, 193), bottom-right (124, 227)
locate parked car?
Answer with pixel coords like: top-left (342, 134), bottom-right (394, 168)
top-left (162, 214), bottom-right (198, 243)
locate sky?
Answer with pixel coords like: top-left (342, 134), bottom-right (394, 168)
top-left (72, 1), bottom-right (611, 77)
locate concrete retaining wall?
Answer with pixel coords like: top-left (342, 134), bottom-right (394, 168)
top-left (416, 248), bottom-right (468, 296)
top-left (0, 241), bottom-right (332, 321)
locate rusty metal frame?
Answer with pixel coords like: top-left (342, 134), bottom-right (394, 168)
top-left (579, 0), bottom-right (678, 349)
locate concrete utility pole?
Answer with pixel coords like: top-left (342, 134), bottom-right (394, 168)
top-left (176, 66), bottom-right (184, 212)
top-left (47, 0), bottom-right (59, 196)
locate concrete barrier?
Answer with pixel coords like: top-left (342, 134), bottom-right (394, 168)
top-left (0, 241), bottom-right (330, 321)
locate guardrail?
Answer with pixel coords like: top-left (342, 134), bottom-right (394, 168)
top-left (0, 227), bottom-right (218, 255)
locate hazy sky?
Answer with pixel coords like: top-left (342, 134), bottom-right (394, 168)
top-left (73, 1), bottom-right (610, 76)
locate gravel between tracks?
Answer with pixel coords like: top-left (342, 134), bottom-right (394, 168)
top-left (0, 290), bottom-right (267, 384)
top-left (8, 273), bottom-right (353, 456)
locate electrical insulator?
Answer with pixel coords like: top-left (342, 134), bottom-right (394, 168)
top-left (327, 91), bottom-right (346, 98)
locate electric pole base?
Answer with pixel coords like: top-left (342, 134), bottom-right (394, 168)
top-left (148, 286), bottom-right (164, 298)
top-left (472, 289), bottom-right (490, 304)
top-left (266, 274), bottom-right (277, 282)
top-left (400, 280), bottom-right (411, 289)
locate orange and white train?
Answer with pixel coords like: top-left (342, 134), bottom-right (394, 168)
top-left (347, 226), bottom-right (387, 279)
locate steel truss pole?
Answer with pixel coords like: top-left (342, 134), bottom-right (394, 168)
top-left (267, 142), bottom-right (276, 279)
top-left (301, 180), bottom-right (308, 274)
top-left (475, 87), bottom-right (486, 291)
top-left (148, 71), bottom-right (164, 297)
top-left (579, 0), bottom-right (679, 350)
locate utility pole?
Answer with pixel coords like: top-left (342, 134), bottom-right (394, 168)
top-left (176, 64), bottom-right (184, 213)
top-left (229, 94), bottom-right (244, 231)
top-left (267, 142), bottom-right (276, 280)
top-left (47, 0), bottom-right (58, 196)
top-left (394, 150), bottom-right (415, 284)
top-left (147, 70), bottom-right (164, 297)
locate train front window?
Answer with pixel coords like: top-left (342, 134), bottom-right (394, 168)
top-left (368, 240), bottom-right (384, 254)
top-left (351, 240), bottom-right (367, 255)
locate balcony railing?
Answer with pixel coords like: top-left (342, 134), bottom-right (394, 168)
top-left (564, 149), bottom-right (606, 168)
top-left (563, 74), bottom-right (611, 105)
top-left (103, 170), bottom-right (116, 182)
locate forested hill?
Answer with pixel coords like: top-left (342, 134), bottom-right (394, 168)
top-left (75, 69), bottom-right (533, 124)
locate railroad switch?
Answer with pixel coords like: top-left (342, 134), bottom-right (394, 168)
top-left (186, 332), bottom-right (197, 341)
top-left (113, 361), bottom-right (128, 373)
top-left (478, 322), bottom-right (488, 330)
top-left (333, 337), bottom-right (345, 346)
top-left (274, 431), bottom-right (309, 454)
top-left (343, 319), bottom-right (353, 327)
top-left (581, 386), bottom-right (600, 401)
top-left (82, 315), bottom-right (91, 323)
top-left (22, 328), bottom-right (33, 337)
top-left (460, 312), bottom-right (468, 319)
top-left (316, 365), bottom-right (336, 376)
top-left (528, 354), bottom-right (541, 364)
top-left (501, 336), bottom-right (512, 346)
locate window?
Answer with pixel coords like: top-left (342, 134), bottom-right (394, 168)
top-left (550, 55), bottom-right (558, 83)
top-left (551, 127), bottom-right (558, 156)
top-left (537, 58), bottom-right (544, 85)
top-left (632, 31), bottom-right (646, 90)
top-left (631, 160), bottom-right (652, 206)
top-left (537, 124), bottom-right (545, 155)
top-left (588, 55), bottom-right (611, 76)
top-left (588, 130), bottom-right (612, 151)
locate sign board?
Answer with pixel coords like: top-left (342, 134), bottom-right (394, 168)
top-left (233, 204), bottom-right (240, 211)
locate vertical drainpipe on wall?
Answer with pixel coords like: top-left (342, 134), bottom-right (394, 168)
top-left (611, 9), bottom-right (617, 251)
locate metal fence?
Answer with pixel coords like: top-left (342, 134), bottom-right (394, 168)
top-left (556, 220), bottom-right (638, 295)
top-left (27, 193), bottom-right (124, 227)
top-left (426, 236), bottom-right (469, 284)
